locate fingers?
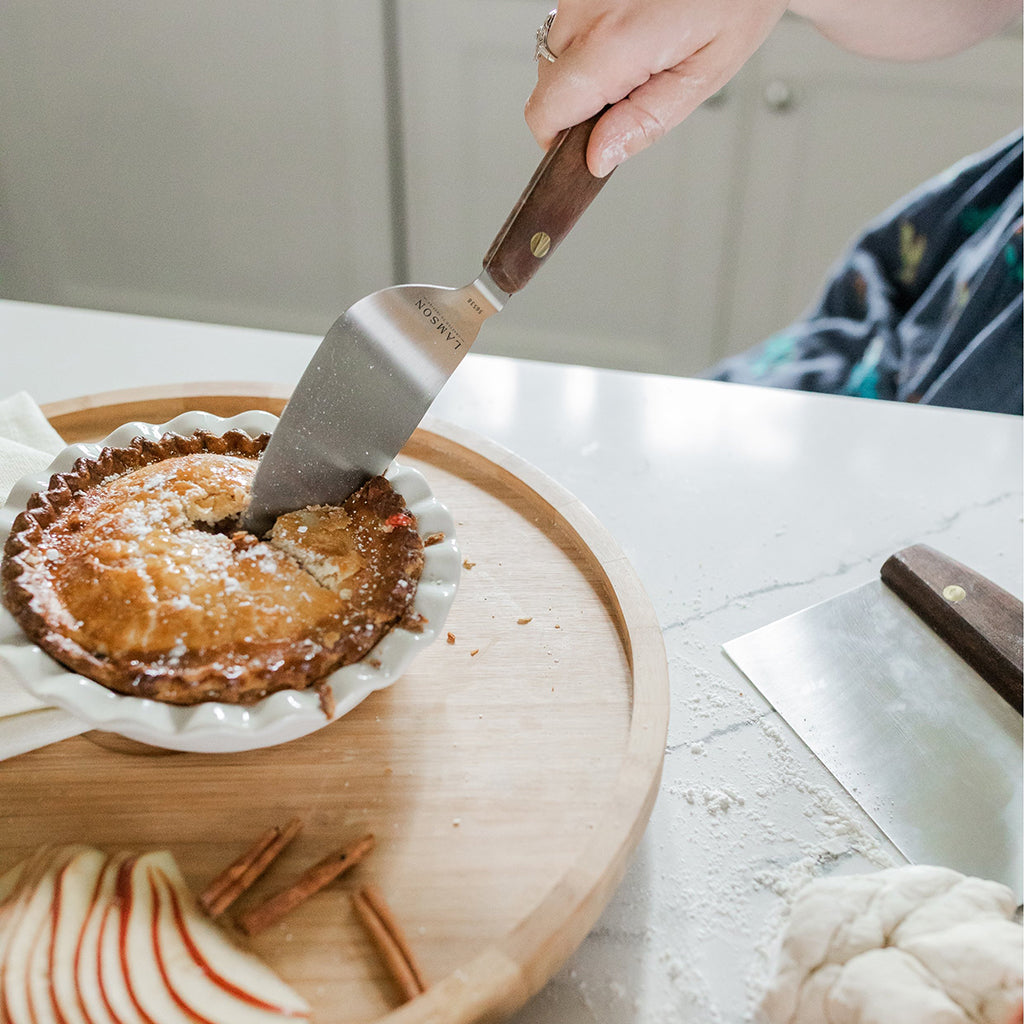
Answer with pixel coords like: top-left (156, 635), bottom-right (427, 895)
top-left (585, 53), bottom-right (718, 176)
top-left (526, 48), bottom-right (716, 178)
top-left (525, 0), bottom-right (789, 175)
top-left (525, 17), bottom-right (666, 155)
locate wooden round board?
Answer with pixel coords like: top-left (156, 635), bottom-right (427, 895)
top-left (2, 385), bottom-right (669, 1024)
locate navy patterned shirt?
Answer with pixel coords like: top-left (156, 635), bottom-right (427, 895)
top-left (704, 133), bottom-right (1023, 415)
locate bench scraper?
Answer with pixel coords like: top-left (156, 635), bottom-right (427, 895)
top-left (724, 544), bottom-right (1023, 895)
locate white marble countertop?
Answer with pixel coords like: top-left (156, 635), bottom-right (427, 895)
top-left (2, 298), bottom-right (1021, 1022)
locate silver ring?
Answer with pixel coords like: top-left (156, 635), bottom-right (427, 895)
top-left (534, 10), bottom-right (558, 63)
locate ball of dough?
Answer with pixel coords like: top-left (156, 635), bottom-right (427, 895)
top-left (760, 865), bottom-right (1022, 1024)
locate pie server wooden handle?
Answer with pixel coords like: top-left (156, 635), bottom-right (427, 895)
top-left (483, 110), bottom-right (613, 294)
top-left (881, 544), bottom-right (1023, 713)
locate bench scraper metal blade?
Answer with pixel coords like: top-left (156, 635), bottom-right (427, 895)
top-left (724, 544), bottom-right (1023, 896)
top-left (241, 112), bottom-right (613, 536)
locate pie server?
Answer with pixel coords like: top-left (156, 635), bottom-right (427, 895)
top-left (724, 544), bottom-right (1023, 895)
top-left (241, 113), bottom-right (612, 535)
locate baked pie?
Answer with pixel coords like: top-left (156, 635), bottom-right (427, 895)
top-left (0, 430), bottom-right (425, 708)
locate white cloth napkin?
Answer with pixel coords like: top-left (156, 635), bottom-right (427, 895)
top-left (0, 392), bottom-right (91, 758)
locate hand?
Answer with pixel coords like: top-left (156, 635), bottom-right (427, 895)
top-left (525, 0), bottom-right (789, 176)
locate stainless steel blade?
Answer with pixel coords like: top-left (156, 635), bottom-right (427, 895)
top-left (242, 113), bottom-right (612, 532)
top-left (725, 580), bottom-right (1023, 895)
top-left (241, 272), bottom-right (506, 535)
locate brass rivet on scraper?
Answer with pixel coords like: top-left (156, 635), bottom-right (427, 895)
top-left (942, 584), bottom-right (967, 603)
top-left (530, 231), bottom-right (552, 258)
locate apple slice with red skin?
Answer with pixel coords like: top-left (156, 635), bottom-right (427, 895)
top-left (0, 850), bottom-right (43, 972)
top-left (1, 846), bottom-right (87, 1024)
top-left (0, 848), bottom-right (57, 1024)
top-left (27, 895), bottom-right (57, 1023)
top-left (144, 854), bottom-right (310, 1022)
top-left (0, 849), bottom-right (40, 1018)
top-left (17, 878), bottom-right (56, 1023)
top-left (111, 854), bottom-right (189, 1024)
top-left (49, 847), bottom-right (111, 1024)
top-left (75, 850), bottom-right (135, 1024)
top-left (98, 856), bottom-right (156, 1024)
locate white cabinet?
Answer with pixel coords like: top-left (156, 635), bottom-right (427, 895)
top-left (0, 2), bottom-right (394, 336)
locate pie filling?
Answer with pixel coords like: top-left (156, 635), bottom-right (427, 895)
top-left (1, 431), bottom-right (425, 707)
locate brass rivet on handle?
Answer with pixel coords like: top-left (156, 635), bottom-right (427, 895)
top-left (942, 584), bottom-right (967, 603)
top-left (530, 231), bottom-right (552, 258)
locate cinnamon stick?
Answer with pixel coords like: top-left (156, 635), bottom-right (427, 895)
top-left (237, 833), bottom-right (376, 936)
top-left (200, 817), bottom-right (303, 917)
top-left (352, 885), bottom-right (428, 1002)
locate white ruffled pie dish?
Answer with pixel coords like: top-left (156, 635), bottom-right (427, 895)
top-left (0, 410), bottom-right (459, 753)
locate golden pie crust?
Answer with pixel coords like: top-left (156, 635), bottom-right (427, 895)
top-left (1, 430), bottom-right (425, 707)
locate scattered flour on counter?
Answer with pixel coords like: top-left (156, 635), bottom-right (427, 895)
top-left (522, 619), bottom-right (901, 1024)
top-left (654, 634), bottom-right (900, 1023)
top-left (703, 787), bottom-right (744, 814)
top-left (669, 780), bottom-right (745, 816)
top-left (656, 950), bottom-right (725, 1024)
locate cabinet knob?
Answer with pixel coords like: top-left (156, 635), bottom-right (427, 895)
top-left (703, 85), bottom-right (729, 109)
top-left (763, 79), bottom-right (795, 112)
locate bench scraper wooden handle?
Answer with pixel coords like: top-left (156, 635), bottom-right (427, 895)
top-left (881, 544), bottom-right (1023, 713)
